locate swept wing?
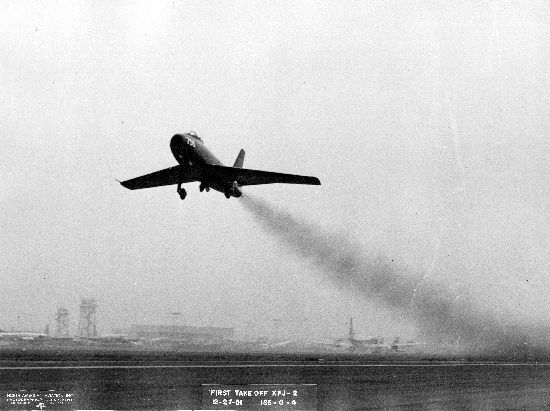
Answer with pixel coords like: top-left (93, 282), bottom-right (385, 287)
top-left (120, 164), bottom-right (320, 191)
top-left (120, 165), bottom-right (199, 190)
top-left (203, 164), bottom-right (321, 186)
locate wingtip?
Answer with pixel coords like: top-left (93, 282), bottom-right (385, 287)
top-left (117, 178), bottom-right (131, 189)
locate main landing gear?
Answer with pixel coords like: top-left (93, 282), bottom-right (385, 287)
top-left (177, 183), bottom-right (187, 200)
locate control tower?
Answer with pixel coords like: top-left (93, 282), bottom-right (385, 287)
top-left (78, 298), bottom-right (98, 337)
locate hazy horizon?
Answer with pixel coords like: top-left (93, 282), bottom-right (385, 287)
top-left (2, 2), bottom-right (549, 348)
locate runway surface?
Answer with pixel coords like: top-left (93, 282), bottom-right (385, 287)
top-left (2, 350), bottom-right (550, 410)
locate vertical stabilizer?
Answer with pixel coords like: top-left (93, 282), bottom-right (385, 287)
top-left (233, 149), bottom-right (245, 168)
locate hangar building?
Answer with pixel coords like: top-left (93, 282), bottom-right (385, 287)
top-left (128, 324), bottom-right (233, 342)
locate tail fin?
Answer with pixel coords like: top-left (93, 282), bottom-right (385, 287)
top-left (233, 149), bottom-right (245, 168)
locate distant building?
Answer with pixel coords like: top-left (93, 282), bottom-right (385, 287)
top-left (78, 298), bottom-right (98, 337)
top-left (55, 308), bottom-right (70, 338)
top-left (128, 324), bottom-right (233, 342)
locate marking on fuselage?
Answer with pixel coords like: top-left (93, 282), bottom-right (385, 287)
top-left (184, 136), bottom-right (196, 147)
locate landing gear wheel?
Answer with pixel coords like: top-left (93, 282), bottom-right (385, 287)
top-left (199, 182), bottom-right (210, 193)
top-left (177, 183), bottom-right (187, 200)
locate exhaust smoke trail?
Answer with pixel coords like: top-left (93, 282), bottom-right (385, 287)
top-left (240, 195), bottom-right (548, 356)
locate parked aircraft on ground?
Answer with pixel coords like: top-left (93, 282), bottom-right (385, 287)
top-left (310, 318), bottom-right (386, 352)
top-left (334, 318), bottom-right (386, 351)
top-left (390, 337), bottom-right (423, 352)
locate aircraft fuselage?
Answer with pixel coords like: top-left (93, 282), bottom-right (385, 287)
top-left (170, 133), bottom-right (222, 167)
top-left (170, 133), bottom-right (239, 197)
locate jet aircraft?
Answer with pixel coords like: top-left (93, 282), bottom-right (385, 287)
top-left (120, 132), bottom-right (321, 199)
top-left (310, 317), bottom-right (386, 352)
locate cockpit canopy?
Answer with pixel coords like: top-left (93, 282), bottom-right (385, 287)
top-left (186, 131), bottom-right (202, 142)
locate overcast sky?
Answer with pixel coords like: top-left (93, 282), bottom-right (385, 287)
top-left (1, 1), bottom-right (549, 341)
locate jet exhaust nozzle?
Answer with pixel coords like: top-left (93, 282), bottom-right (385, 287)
top-left (233, 181), bottom-right (242, 197)
top-left (224, 181), bottom-right (242, 198)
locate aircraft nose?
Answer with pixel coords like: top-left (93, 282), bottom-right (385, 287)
top-left (170, 134), bottom-right (185, 149)
top-left (170, 134), bottom-right (187, 160)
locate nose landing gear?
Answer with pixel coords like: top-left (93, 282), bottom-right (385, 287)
top-left (199, 182), bottom-right (210, 192)
top-left (177, 183), bottom-right (187, 200)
